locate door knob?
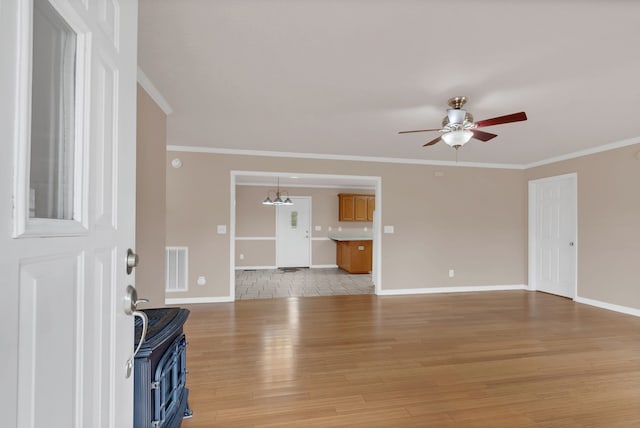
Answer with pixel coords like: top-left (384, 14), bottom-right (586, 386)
top-left (126, 248), bottom-right (139, 275)
top-left (123, 285), bottom-right (148, 315)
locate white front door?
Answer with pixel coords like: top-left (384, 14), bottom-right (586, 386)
top-left (276, 197), bottom-right (311, 268)
top-left (0, 0), bottom-right (138, 427)
top-left (529, 173), bottom-right (577, 298)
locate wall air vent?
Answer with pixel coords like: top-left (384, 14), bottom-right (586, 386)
top-left (165, 247), bottom-right (188, 292)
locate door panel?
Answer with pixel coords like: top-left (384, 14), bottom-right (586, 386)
top-left (18, 254), bottom-right (80, 427)
top-left (93, 55), bottom-right (118, 229)
top-left (276, 197), bottom-right (311, 267)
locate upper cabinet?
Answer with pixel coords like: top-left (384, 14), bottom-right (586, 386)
top-left (338, 194), bottom-right (374, 222)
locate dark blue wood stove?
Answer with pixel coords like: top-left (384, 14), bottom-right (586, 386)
top-left (134, 307), bottom-right (191, 428)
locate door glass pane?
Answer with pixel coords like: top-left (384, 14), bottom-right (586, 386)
top-left (30, 0), bottom-right (77, 219)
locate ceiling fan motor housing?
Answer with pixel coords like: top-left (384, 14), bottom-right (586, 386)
top-left (442, 109), bottom-right (474, 128)
top-left (447, 108), bottom-right (466, 124)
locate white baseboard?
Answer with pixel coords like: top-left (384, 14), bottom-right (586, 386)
top-left (310, 264), bottom-right (338, 269)
top-left (165, 296), bottom-right (233, 305)
top-left (574, 296), bottom-right (640, 318)
top-left (378, 284), bottom-right (527, 296)
top-left (235, 265), bottom-right (277, 270)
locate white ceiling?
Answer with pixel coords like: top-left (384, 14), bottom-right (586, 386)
top-left (139, 0), bottom-right (640, 167)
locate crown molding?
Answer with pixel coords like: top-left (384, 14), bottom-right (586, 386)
top-left (525, 136), bottom-right (640, 168)
top-left (137, 67), bottom-right (173, 115)
top-left (166, 145), bottom-right (524, 170)
top-left (167, 135), bottom-right (640, 170)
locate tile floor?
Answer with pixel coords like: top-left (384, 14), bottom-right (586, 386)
top-left (235, 267), bottom-right (374, 300)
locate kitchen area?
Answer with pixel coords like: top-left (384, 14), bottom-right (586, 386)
top-left (234, 179), bottom-right (379, 299)
top-left (329, 193), bottom-right (374, 274)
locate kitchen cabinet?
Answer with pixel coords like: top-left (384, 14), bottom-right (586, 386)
top-left (366, 196), bottom-right (375, 221)
top-left (338, 194), bottom-right (374, 222)
top-left (335, 240), bottom-right (372, 274)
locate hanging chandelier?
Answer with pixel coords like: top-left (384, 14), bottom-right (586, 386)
top-left (262, 178), bottom-right (293, 206)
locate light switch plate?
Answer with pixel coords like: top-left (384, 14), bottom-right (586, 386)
top-left (384, 225), bottom-right (394, 234)
top-left (217, 225), bottom-right (227, 234)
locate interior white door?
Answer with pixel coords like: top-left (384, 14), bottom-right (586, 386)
top-left (0, 0), bottom-right (138, 427)
top-left (276, 197), bottom-right (311, 268)
top-left (529, 174), bottom-right (577, 298)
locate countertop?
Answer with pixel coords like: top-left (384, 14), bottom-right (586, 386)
top-left (328, 233), bottom-right (373, 241)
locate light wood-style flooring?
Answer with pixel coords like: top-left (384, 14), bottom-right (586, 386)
top-left (181, 291), bottom-right (640, 427)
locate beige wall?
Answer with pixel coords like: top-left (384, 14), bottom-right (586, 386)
top-left (135, 87), bottom-right (640, 310)
top-left (166, 152), bottom-right (527, 298)
top-left (235, 185), bottom-right (373, 267)
top-left (135, 85), bottom-right (167, 307)
top-left (526, 144), bottom-right (640, 308)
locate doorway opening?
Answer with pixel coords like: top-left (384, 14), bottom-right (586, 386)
top-left (230, 171), bottom-right (381, 300)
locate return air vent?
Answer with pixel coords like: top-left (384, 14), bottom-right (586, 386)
top-left (165, 247), bottom-right (188, 292)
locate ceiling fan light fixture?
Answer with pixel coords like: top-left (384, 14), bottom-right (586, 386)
top-left (442, 129), bottom-right (473, 148)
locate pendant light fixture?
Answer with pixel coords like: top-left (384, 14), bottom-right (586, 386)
top-left (262, 178), bottom-right (293, 206)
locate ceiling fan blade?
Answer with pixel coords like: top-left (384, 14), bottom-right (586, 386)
top-left (423, 136), bottom-right (441, 147)
top-left (471, 129), bottom-right (498, 142)
top-left (475, 112), bottom-right (527, 128)
top-left (398, 128), bottom-right (442, 134)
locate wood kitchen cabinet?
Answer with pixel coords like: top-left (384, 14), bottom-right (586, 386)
top-left (336, 240), bottom-right (372, 274)
top-left (338, 194), bottom-right (374, 222)
top-left (366, 196), bottom-right (375, 221)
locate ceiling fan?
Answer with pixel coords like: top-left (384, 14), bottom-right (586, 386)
top-left (399, 96), bottom-right (527, 149)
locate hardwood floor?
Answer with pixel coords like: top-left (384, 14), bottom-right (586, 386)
top-left (180, 291), bottom-right (640, 427)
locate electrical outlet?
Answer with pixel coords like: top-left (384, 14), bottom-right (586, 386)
top-left (197, 276), bottom-right (206, 286)
top-left (239, 254), bottom-right (245, 260)
top-left (449, 269), bottom-right (454, 278)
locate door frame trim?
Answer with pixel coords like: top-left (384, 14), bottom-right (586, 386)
top-left (527, 172), bottom-right (578, 297)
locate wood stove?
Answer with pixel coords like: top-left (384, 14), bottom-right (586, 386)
top-left (134, 307), bottom-right (191, 428)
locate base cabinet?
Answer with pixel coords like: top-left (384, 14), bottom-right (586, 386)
top-left (336, 240), bottom-right (372, 274)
